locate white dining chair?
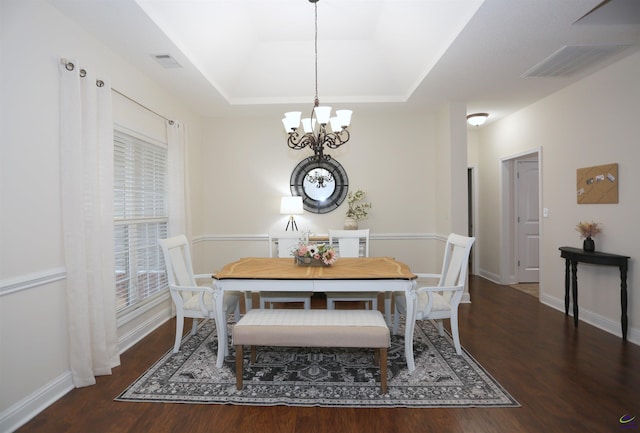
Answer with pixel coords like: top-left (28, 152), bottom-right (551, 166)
top-left (259, 231), bottom-right (312, 309)
top-left (159, 235), bottom-right (241, 353)
top-left (393, 233), bottom-right (475, 362)
top-left (325, 229), bottom-right (379, 311)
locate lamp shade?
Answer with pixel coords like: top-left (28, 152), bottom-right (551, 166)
top-left (314, 106), bottom-right (332, 125)
top-left (467, 113), bottom-right (489, 126)
top-left (283, 111), bottom-right (302, 132)
top-left (301, 118), bottom-right (317, 133)
top-left (335, 110), bottom-right (352, 127)
top-left (329, 117), bottom-right (342, 133)
top-left (280, 196), bottom-right (303, 215)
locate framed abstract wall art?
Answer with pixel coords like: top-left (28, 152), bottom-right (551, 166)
top-left (576, 162), bottom-right (618, 204)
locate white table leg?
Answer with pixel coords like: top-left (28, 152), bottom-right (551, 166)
top-left (244, 291), bottom-right (253, 311)
top-left (214, 285), bottom-right (227, 368)
top-left (404, 280), bottom-right (417, 372)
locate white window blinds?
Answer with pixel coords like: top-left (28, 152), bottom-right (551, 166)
top-left (114, 129), bottom-right (169, 313)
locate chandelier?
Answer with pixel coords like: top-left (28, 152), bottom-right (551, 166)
top-left (282, 0), bottom-right (352, 162)
top-left (306, 168), bottom-right (333, 188)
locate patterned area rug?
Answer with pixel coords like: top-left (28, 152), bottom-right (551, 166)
top-left (116, 318), bottom-right (519, 408)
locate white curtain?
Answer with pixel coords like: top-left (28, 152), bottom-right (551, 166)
top-left (167, 121), bottom-right (191, 239)
top-left (59, 59), bottom-right (120, 387)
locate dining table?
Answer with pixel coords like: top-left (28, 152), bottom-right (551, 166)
top-left (212, 256), bottom-right (420, 371)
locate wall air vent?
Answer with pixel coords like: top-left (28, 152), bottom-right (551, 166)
top-left (522, 45), bottom-right (630, 78)
top-left (152, 54), bottom-right (182, 69)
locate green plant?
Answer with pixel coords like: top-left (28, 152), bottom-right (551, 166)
top-left (346, 190), bottom-right (372, 220)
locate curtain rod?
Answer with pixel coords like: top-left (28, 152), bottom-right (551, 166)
top-left (60, 58), bottom-right (174, 125)
top-left (111, 88), bottom-right (174, 126)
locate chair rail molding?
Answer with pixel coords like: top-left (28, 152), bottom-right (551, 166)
top-left (194, 232), bottom-right (443, 243)
top-left (0, 267), bottom-right (66, 297)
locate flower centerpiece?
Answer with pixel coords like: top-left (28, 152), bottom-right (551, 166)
top-left (293, 242), bottom-right (337, 266)
top-left (344, 190), bottom-right (372, 230)
top-left (575, 221), bottom-right (601, 252)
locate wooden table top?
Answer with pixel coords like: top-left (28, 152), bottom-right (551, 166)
top-left (214, 257), bottom-right (416, 280)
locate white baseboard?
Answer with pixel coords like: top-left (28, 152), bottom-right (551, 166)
top-left (0, 371), bottom-right (74, 433)
top-left (540, 293), bottom-right (639, 346)
top-left (477, 268), bottom-right (501, 284)
top-left (0, 309), bottom-right (172, 433)
top-left (118, 307), bottom-right (172, 354)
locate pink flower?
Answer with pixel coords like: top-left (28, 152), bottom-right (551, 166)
top-left (293, 242), bottom-right (337, 265)
top-left (322, 249), bottom-right (337, 265)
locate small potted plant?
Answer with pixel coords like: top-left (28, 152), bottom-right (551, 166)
top-left (344, 190), bottom-right (372, 230)
top-left (575, 221), bottom-right (601, 252)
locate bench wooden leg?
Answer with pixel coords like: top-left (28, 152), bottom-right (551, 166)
top-left (379, 348), bottom-right (387, 394)
top-left (235, 345), bottom-right (243, 390)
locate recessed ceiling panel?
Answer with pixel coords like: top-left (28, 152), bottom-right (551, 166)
top-left (135, 0), bottom-right (484, 105)
top-left (49, 0), bottom-right (640, 119)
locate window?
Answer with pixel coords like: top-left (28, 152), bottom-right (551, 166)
top-left (114, 129), bottom-right (168, 314)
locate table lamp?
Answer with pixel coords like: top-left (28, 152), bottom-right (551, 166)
top-left (280, 196), bottom-right (303, 231)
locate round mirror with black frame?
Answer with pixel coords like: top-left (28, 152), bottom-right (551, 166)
top-left (290, 157), bottom-right (349, 214)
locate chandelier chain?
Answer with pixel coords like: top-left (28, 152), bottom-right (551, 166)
top-left (314, 0), bottom-right (319, 106)
top-left (283, 0), bottom-right (352, 162)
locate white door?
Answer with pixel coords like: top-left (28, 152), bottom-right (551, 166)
top-left (517, 160), bottom-right (539, 282)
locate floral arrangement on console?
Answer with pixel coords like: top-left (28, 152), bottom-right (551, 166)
top-left (576, 220), bottom-right (601, 252)
top-left (575, 221), bottom-right (602, 239)
top-left (346, 190), bottom-right (372, 221)
top-left (293, 242), bottom-right (337, 266)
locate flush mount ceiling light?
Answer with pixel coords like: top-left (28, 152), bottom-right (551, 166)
top-left (282, 0), bottom-right (352, 162)
top-left (467, 113), bottom-right (489, 126)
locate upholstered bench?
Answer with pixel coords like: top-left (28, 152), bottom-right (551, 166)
top-left (233, 309), bottom-right (390, 393)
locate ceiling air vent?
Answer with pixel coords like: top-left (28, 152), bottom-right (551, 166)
top-left (152, 54), bottom-right (182, 69)
top-left (522, 45), bottom-right (630, 78)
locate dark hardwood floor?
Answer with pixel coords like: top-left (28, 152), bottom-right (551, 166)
top-left (17, 276), bottom-right (640, 433)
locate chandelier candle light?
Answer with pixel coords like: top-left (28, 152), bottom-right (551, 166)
top-left (282, 0), bottom-right (352, 162)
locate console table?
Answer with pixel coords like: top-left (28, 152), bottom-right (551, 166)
top-left (559, 247), bottom-right (630, 340)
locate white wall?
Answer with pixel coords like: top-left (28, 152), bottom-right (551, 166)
top-left (474, 50), bottom-right (640, 343)
top-left (192, 110), bottom-right (452, 273)
top-left (434, 103), bottom-right (469, 236)
top-left (0, 1), bottom-right (203, 430)
top-left (199, 111), bottom-right (437, 235)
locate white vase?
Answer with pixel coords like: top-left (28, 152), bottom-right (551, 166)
top-left (344, 217), bottom-right (358, 230)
